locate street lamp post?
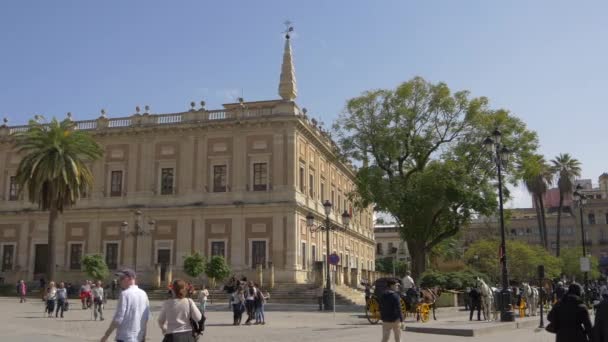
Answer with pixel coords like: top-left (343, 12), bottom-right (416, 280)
top-left (573, 185), bottom-right (589, 297)
top-left (483, 128), bottom-right (515, 322)
top-left (306, 200), bottom-right (351, 311)
top-left (121, 210), bottom-right (156, 272)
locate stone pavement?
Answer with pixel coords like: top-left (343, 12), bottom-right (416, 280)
top-left (0, 297), bottom-right (555, 342)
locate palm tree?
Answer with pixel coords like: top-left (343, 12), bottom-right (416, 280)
top-left (551, 153), bottom-right (582, 257)
top-left (519, 154), bottom-right (552, 249)
top-left (13, 117), bottom-right (103, 282)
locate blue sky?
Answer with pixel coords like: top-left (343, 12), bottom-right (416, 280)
top-left (1, 1), bottom-right (607, 208)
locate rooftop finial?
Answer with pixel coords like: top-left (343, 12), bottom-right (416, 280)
top-left (2, 117), bottom-right (7, 125)
top-left (136, 106), bottom-right (141, 114)
top-left (144, 105), bottom-right (150, 114)
top-left (278, 21), bottom-right (297, 101)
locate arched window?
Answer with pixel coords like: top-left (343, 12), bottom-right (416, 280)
top-left (588, 213), bottom-right (596, 225)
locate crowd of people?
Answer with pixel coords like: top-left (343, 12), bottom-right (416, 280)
top-left (223, 276), bottom-right (270, 325)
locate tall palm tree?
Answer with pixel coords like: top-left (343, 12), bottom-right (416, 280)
top-left (13, 118), bottom-right (103, 282)
top-left (551, 153), bottom-right (582, 257)
top-left (519, 154), bottom-right (552, 249)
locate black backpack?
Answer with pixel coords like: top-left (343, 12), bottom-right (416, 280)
top-left (188, 299), bottom-right (205, 339)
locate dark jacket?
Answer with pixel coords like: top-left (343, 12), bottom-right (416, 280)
top-left (469, 288), bottom-right (481, 304)
top-left (594, 299), bottom-right (608, 342)
top-left (548, 294), bottom-right (592, 342)
top-left (380, 289), bottom-right (403, 323)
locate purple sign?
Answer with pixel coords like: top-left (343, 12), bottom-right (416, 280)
top-left (328, 253), bottom-right (340, 265)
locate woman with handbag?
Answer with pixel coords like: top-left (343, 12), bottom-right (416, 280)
top-left (158, 279), bottom-right (203, 342)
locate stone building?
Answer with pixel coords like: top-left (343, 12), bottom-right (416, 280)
top-left (0, 33), bottom-right (375, 286)
top-left (464, 174), bottom-right (608, 274)
top-left (374, 224), bottom-right (410, 264)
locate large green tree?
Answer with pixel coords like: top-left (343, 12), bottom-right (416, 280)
top-left (13, 118), bottom-right (103, 282)
top-left (82, 254), bottom-right (110, 281)
top-left (464, 239), bottom-right (561, 283)
top-left (518, 153), bottom-right (552, 249)
top-left (550, 153), bottom-right (581, 257)
top-left (559, 247), bottom-right (601, 281)
top-left (333, 77), bottom-right (538, 277)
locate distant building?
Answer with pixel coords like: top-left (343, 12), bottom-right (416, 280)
top-left (374, 224), bottom-right (410, 265)
top-left (466, 173), bottom-right (608, 275)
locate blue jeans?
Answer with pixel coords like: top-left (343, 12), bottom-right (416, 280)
top-left (255, 304), bottom-right (265, 322)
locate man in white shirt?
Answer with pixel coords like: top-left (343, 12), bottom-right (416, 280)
top-left (101, 269), bottom-right (150, 342)
top-left (401, 271), bottom-right (415, 291)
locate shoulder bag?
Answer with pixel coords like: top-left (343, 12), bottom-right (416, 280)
top-left (188, 298), bottom-right (205, 340)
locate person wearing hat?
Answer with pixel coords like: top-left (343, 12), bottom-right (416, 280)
top-left (547, 283), bottom-right (592, 342)
top-left (101, 269), bottom-right (150, 342)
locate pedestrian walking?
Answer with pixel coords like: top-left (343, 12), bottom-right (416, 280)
top-left (17, 280), bottom-right (27, 303)
top-left (80, 280), bottom-right (92, 309)
top-left (44, 281), bottom-right (57, 318)
top-left (101, 269), bottom-right (150, 342)
top-left (547, 283), bottom-right (592, 342)
top-left (92, 280), bottom-right (105, 321)
top-left (111, 279), bottom-right (118, 300)
top-left (197, 285), bottom-right (209, 314)
top-left (56, 282), bottom-right (67, 318)
top-left (594, 294), bottom-right (608, 342)
top-left (244, 281), bottom-right (257, 325)
top-left (230, 288), bottom-right (245, 325)
top-left (39, 277), bottom-right (46, 301)
top-left (254, 288), bottom-right (269, 325)
top-left (158, 279), bottom-right (203, 342)
top-left (316, 285), bottom-right (324, 311)
top-left (469, 287), bottom-right (482, 321)
top-left (380, 279), bottom-right (403, 342)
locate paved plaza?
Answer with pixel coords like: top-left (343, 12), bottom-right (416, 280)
top-left (0, 297), bottom-right (560, 342)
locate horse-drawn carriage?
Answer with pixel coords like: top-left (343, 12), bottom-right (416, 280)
top-left (364, 277), bottom-right (436, 324)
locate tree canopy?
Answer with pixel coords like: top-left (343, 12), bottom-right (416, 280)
top-left (82, 254), bottom-right (110, 281)
top-left (333, 77), bottom-right (538, 277)
top-left (464, 239), bottom-right (561, 283)
top-left (13, 117), bottom-right (103, 281)
top-left (560, 247), bottom-right (601, 281)
top-left (183, 253), bottom-right (206, 280)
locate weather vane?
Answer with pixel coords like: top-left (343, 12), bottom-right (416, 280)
top-left (283, 20), bottom-right (294, 39)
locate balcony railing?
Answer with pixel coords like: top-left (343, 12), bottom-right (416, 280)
top-left (0, 107), bottom-right (276, 136)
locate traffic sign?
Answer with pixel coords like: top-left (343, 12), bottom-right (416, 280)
top-left (580, 257), bottom-right (590, 272)
top-left (328, 253), bottom-right (340, 265)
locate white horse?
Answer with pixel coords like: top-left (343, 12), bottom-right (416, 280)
top-left (476, 277), bottom-right (494, 321)
top-left (522, 282), bottom-right (539, 317)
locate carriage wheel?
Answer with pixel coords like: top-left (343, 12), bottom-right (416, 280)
top-left (419, 304), bottom-right (431, 323)
top-left (366, 297), bottom-right (381, 325)
top-left (400, 297), bottom-right (408, 320)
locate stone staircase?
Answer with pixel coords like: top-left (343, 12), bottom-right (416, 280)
top-left (146, 283), bottom-right (362, 306)
top-left (334, 285), bottom-right (367, 306)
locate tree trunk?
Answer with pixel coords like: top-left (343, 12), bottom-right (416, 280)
top-left (556, 194), bottom-right (564, 257)
top-left (47, 205), bottom-right (58, 282)
top-left (533, 195), bottom-right (545, 248)
top-left (409, 242), bottom-right (426, 279)
top-left (539, 196), bottom-right (549, 250)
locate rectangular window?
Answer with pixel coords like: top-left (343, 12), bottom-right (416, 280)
top-left (301, 242), bottom-right (307, 270)
top-left (213, 165), bottom-right (227, 192)
top-left (309, 173), bottom-right (314, 197)
top-left (376, 243), bottom-right (383, 255)
top-left (312, 245), bottom-right (317, 262)
top-left (320, 181), bottom-right (325, 201)
top-left (110, 171), bottom-right (123, 197)
top-left (251, 240), bottom-right (267, 268)
top-left (253, 163), bottom-right (268, 191)
top-left (337, 194), bottom-right (341, 213)
top-left (105, 243), bottom-right (119, 270)
top-left (8, 176), bottom-right (19, 201)
top-left (2, 245), bottom-right (14, 271)
top-left (589, 214), bottom-right (596, 225)
top-left (331, 189), bottom-right (335, 208)
top-left (160, 168), bottom-right (174, 195)
top-left (69, 243), bottom-right (83, 270)
top-left (299, 166), bottom-right (305, 192)
top-left (211, 241), bottom-right (226, 258)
